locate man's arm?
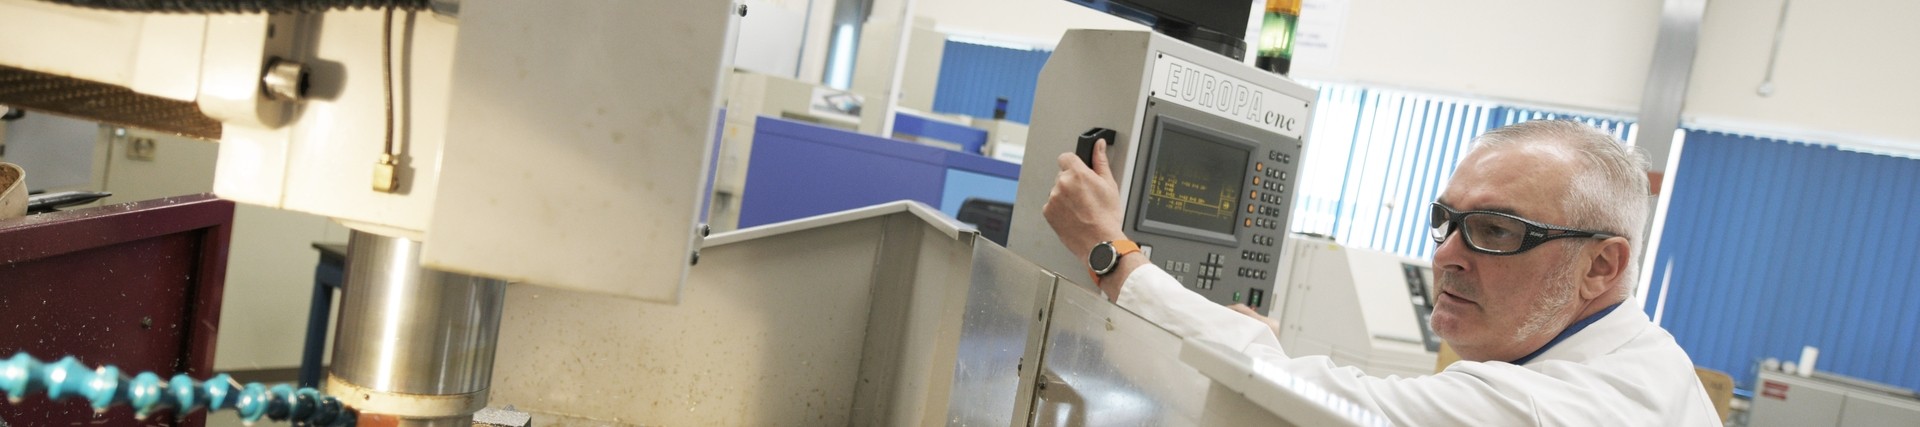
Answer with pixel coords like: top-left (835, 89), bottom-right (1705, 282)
top-left (1040, 138), bottom-right (1139, 301)
top-left (1115, 259), bottom-right (1287, 355)
top-left (1097, 252), bottom-right (1149, 301)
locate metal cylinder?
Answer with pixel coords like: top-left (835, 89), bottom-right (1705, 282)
top-left (329, 230), bottom-right (506, 424)
top-left (261, 58), bottom-right (309, 101)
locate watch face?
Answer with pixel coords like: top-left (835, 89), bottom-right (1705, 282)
top-left (1089, 242), bottom-right (1117, 274)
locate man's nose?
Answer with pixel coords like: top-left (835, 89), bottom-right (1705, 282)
top-left (1432, 227), bottom-right (1471, 273)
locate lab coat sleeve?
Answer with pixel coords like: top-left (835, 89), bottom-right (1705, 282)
top-left (1268, 356), bottom-right (1688, 425)
top-left (1114, 264), bottom-right (1701, 426)
top-left (1115, 264), bottom-right (1289, 358)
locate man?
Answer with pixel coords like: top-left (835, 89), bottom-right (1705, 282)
top-left (1042, 120), bottom-right (1719, 425)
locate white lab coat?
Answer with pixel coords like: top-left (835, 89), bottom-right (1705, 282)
top-left (1116, 265), bottom-right (1721, 426)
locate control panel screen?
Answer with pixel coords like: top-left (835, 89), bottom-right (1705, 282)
top-left (1141, 119), bottom-right (1250, 237)
top-left (1404, 263), bottom-right (1442, 352)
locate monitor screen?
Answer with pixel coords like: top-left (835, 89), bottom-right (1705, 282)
top-left (1140, 119), bottom-right (1249, 237)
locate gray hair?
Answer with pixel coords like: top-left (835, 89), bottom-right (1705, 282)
top-left (1471, 120), bottom-right (1650, 293)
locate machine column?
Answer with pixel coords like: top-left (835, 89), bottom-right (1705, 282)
top-left (328, 230), bottom-right (508, 426)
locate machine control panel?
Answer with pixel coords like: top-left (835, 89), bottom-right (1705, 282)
top-left (1128, 99), bottom-right (1305, 311)
top-left (1009, 30), bottom-right (1316, 316)
top-left (1403, 263), bottom-right (1442, 352)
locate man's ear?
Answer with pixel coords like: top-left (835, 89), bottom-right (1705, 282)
top-left (1580, 237), bottom-right (1630, 300)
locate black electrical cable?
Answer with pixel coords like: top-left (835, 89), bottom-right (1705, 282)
top-left (38, 0), bottom-right (427, 13)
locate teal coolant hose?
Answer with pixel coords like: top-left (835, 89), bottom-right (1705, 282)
top-left (0, 352), bottom-right (354, 426)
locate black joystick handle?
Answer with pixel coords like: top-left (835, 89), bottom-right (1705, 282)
top-left (1076, 127), bottom-right (1117, 168)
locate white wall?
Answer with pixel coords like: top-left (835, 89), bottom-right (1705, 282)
top-left (735, 0), bottom-right (812, 78)
top-left (1684, 0), bottom-right (1920, 149)
top-left (801, 0), bottom-right (1141, 115)
top-left (900, 20), bottom-right (948, 111)
top-left (797, 0), bottom-right (836, 84)
top-left (87, 129), bottom-right (350, 372)
top-left (1280, 0), bottom-right (1920, 152)
top-left (911, 0), bottom-right (1917, 152)
top-left (1290, 0), bottom-right (1664, 115)
top-left (912, 0), bottom-right (1664, 115)
top-left (216, 205), bottom-right (350, 371)
top-left (94, 130), bottom-right (216, 203)
top-left (914, 0), bottom-right (1141, 48)
top-left (792, 0), bottom-right (1918, 153)
top-left (0, 113), bottom-right (98, 192)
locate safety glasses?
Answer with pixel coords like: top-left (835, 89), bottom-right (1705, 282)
top-left (1429, 202), bottom-right (1616, 255)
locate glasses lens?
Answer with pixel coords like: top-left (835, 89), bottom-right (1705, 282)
top-left (1430, 204), bottom-right (1451, 243)
top-left (1462, 213), bottom-right (1527, 253)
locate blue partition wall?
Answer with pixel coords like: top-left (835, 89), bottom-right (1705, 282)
top-left (738, 117), bottom-right (1019, 229)
top-left (931, 40), bottom-right (1049, 124)
top-left (1648, 130), bottom-right (1920, 391)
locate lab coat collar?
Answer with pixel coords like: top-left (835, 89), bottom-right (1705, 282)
top-left (1518, 300), bottom-right (1648, 365)
top-left (1510, 303), bottom-right (1621, 365)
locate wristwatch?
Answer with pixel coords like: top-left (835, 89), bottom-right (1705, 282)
top-left (1088, 240), bottom-right (1141, 277)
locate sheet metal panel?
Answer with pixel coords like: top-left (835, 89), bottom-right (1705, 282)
top-left (426, 0), bottom-right (735, 301)
top-left (489, 215), bottom-right (890, 425)
top-left (946, 239), bottom-right (1057, 426)
top-left (491, 202), bottom-right (1012, 426)
top-left (1031, 283), bottom-right (1212, 426)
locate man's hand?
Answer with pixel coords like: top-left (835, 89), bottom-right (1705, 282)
top-left (1042, 138), bottom-right (1127, 262)
top-left (1229, 304), bottom-right (1282, 338)
top-left (1044, 138), bottom-right (1141, 301)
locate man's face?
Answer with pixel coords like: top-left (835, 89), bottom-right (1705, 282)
top-left (1429, 145), bottom-right (1585, 359)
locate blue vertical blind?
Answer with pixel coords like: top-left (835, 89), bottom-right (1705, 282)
top-left (1647, 131), bottom-right (1920, 391)
top-left (931, 41), bottom-right (1050, 124)
top-left (1289, 83), bottom-right (1637, 260)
